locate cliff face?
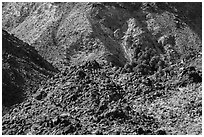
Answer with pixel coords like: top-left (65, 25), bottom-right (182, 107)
top-left (2, 30), bottom-right (58, 114)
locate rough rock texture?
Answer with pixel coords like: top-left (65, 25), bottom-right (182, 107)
top-left (2, 60), bottom-right (202, 135)
top-left (2, 2), bottom-right (202, 135)
top-left (87, 10), bottom-right (128, 66)
top-left (87, 3), bottom-right (165, 67)
top-left (2, 30), bottom-right (58, 114)
top-left (2, 2), bottom-right (202, 68)
top-left (2, 2), bottom-right (82, 67)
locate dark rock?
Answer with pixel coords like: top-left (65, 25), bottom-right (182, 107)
top-left (188, 72), bottom-right (202, 83)
top-left (137, 127), bottom-right (145, 135)
top-left (85, 60), bottom-right (101, 70)
top-left (77, 70), bottom-right (86, 79)
top-left (52, 116), bottom-right (61, 125)
top-left (179, 66), bottom-right (202, 86)
top-left (144, 129), bottom-right (152, 135)
top-left (34, 90), bottom-right (47, 100)
top-left (156, 129), bottom-right (167, 135)
top-left (63, 125), bottom-right (76, 134)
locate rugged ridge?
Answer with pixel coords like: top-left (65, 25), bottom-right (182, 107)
top-left (2, 30), bottom-right (58, 114)
top-left (2, 2), bottom-right (201, 68)
top-left (2, 2), bottom-right (202, 135)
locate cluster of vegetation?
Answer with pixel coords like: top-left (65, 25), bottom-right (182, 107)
top-left (123, 45), bottom-right (165, 76)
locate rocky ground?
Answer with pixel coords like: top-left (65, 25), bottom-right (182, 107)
top-left (2, 30), bottom-right (58, 115)
top-left (2, 2), bottom-right (202, 135)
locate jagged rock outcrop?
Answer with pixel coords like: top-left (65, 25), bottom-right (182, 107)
top-left (87, 3), bottom-right (167, 67)
top-left (2, 30), bottom-right (58, 114)
top-left (87, 8), bottom-right (128, 66)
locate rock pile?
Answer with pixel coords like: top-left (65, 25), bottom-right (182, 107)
top-left (2, 58), bottom-right (202, 134)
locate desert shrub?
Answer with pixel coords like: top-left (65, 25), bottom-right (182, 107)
top-left (129, 43), bottom-right (167, 75)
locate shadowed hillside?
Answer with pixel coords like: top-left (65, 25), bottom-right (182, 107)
top-left (2, 2), bottom-right (202, 135)
top-left (2, 30), bottom-right (58, 114)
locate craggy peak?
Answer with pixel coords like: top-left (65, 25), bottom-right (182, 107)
top-left (2, 2), bottom-right (202, 135)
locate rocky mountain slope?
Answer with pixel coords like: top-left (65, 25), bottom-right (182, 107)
top-left (2, 2), bottom-right (98, 68)
top-left (2, 2), bottom-right (202, 135)
top-left (2, 30), bottom-right (58, 115)
top-left (2, 2), bottom-right (202, 68)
